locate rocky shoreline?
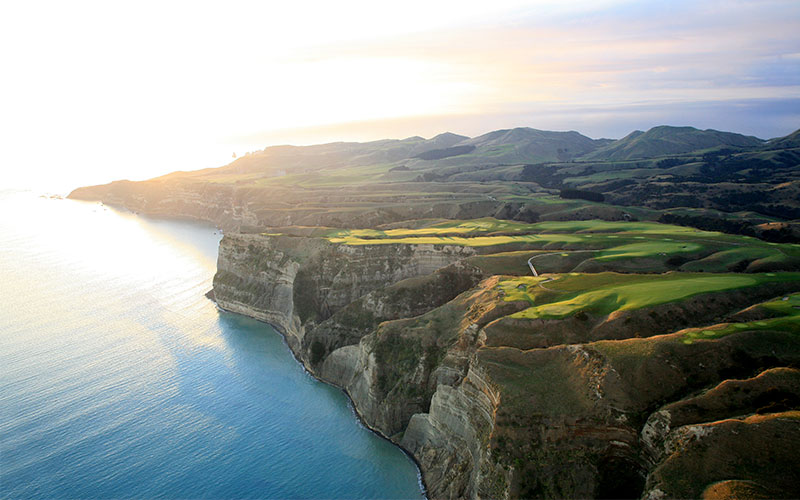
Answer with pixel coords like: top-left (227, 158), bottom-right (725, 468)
top-left (210, 296), bottom-right (431, 497)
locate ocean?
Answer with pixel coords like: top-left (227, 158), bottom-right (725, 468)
top-left (0, 190), bottom-right (423, 499)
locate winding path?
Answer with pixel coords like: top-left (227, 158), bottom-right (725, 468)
top-left (526, 250), bottom-right (598, 292)
top-left (526, 249), bottom-right (597, 277)
top-left (523, 232), bottom-right (773, 289)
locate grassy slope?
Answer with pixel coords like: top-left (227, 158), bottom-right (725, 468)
top-left (683, 292), bottom-right (800, 342)
top-left (499, 272), bottom-right (799, 319)
top-left (584, 125), bottom-right (764, 161)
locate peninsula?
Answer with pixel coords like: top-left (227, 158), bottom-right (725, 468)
top-left (70, 125), bottom-right (800, 499)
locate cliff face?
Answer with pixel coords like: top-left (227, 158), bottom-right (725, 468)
top-left (213, 233), bottom-right (512, 498)
top-left (318, 277), bottom-right (522, 499)
top-left (69, 180), bottom-right (264, 230)
top-left (213, 233), bottom-right (476, 352)
top-left (401, 365), bottom-right (508, 498)
top-left (212, 233), bottom-right (800, 500)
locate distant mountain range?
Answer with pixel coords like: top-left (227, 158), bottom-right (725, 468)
top-left (218, 124), bottom-right (782, 171)
top-left (70, 124), bottom-right (799, 236)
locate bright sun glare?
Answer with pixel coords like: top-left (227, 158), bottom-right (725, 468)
top-left (0, 0), bottom-right (533, 192)
top-left (1, 0), bottom-right (798, 192)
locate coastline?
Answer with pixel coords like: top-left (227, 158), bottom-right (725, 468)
top-left (78, 200), bottom-right (436, 498)
top-left (3, 194), bottom-right (430, 499)
top-left (210, 296), bottom-right (430, 499)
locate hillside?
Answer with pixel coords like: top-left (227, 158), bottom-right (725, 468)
top-left (584, 125), bottom-right (765, 161)
top-left (766, 128), bottom-right (800, 150)
top-left (455, 127), bottom-right (606, 163)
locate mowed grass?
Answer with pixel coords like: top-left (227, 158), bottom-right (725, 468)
top-left (594, 241), bottom-right (704, 261)
top-left (498, 272), bottom-right (800, 320)
top-left (496, 276), bottom-right (551, 304)
top-left (327, 231), bottom-right (720, 264)
top-left (328, 233), bottom-right (590, 247)
top-left (679, 247), bottom-right (783, 272)
top-left (326, 218), bottom-right (785, 252)
top-left (327, 217), bottom-right (534, 239)
top-left (321, 218), bottom-right (800, 272)
top-left (328, 217), bottom-right (720, 240)
top-left (683, 293), bottom-right (800, 343)
top-left (526, 220), bottom-right (718, 235)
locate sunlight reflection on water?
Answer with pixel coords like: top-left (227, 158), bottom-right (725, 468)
top-left (0, 191), bottom-right (423, 499)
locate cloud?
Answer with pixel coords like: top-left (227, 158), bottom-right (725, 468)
top-left (2, 0), bottom-right (798, 188)
top-left (292, 0), bottom-right (800, 122)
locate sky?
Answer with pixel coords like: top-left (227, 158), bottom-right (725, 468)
top-left (1, 0), bottom-right (799, 192)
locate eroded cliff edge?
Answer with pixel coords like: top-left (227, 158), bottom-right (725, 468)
top-left (212, 232), bottom-right (800, 499)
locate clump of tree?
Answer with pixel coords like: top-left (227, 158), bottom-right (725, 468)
top-left (520, 163), bottom-right (565, 188)
top-left (656, 157), bottom-right (689, 168)
top-left (559, 188), bottom-right (605, 202)
top-left (659, 213), bottom-right (756, 237)
top-left (658, 213), bottom-right (800, 243)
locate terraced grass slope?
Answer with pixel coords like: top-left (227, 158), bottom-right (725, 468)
top-left (500, 273), bottom-right (797, 319)
top-left (682, 292), bottom-right (800, 343)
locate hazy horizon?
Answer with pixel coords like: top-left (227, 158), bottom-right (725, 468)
top-left (10, 117), bottom-right (799, 195)
top-left (2, 0), bottom-right (798, 192)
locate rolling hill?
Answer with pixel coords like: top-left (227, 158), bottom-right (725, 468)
top-left (70, 124), bottom-right (799, 236)
top-left (584, 125), bottom-right (765, 160)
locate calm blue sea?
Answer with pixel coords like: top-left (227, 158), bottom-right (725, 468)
top-left (0, 190), bottom-right (423, 499)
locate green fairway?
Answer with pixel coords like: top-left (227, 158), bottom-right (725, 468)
top-left (501, 273), bottom-right (800, 320)
top-left (326, 218), bottom-right (773, 248)
top-left (594, 241), bottom-right (704, 260)
top-left (679, 247), bottom-right (785, 272)
top-left (327, 218), bottom-right (726, 240)
top-left (326, 217), bottom-right (535, 239)
top-left (496, 276), bottom-right (550, 303)
top-left (527, 220), bottom-right (713, 235)
top-left (683, 293), bottom-right (800, 343)
top-left (327, 233), bottom-right (589, 247)
top-left (320, 218), bottom-right (800, 274)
